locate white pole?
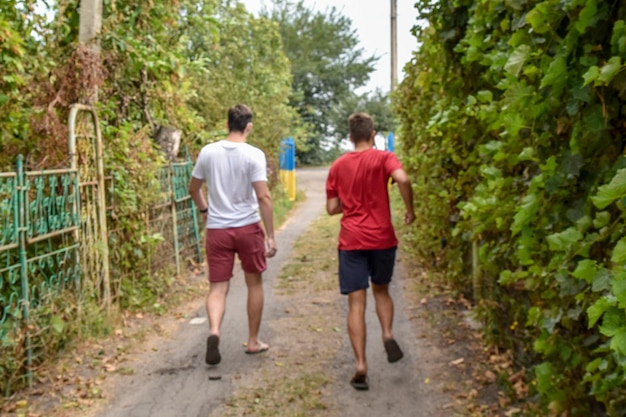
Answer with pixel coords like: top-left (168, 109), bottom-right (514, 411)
top-left (391, 0), bottom-right (397, 91)
top-left (79, 0), bottom-right (103, 52)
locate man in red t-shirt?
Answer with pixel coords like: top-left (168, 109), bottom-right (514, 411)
top-left (326, 112), bottom-right (415, 391)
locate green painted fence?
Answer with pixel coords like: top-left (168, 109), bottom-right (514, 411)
top-left (0, 105), bottom-right (203, 396)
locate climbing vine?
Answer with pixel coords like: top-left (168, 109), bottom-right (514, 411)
top-left (396, 0), bottom-right (626, 414)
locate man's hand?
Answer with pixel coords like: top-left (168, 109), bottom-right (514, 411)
top-left (404, 211), bottom-right (415, 225)
top-left (265, 237), bottom-right (277, 258)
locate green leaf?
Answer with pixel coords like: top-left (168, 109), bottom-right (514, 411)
top-left (51, 315), bottom-right (65, 335)
top-left (582, 66), bottom-right (599, 86)
top-left (466, 46), bottom-right (482, 62)
top-left (592, 270), bottom-right (612, 293)
top-left (540, 56), bottom-right (567, 94)
top-left (611, 237), bottom-right (626, 264)
top-left (526, 3), bottom-right (551, 34)
top-left (596, 56), bottom-right (623, 86)
top-left (574, 0), bottom-right (598, 34)
top-left (535, 362), bottom-right (555, 393)
top-left (511, 193), bottom-right (539, 235)
top-left (572, 259), bottom-right (597, 283)
top-left (611, 20), bottom-right (626, 56)
top-left (504, 45), bottom-right (531, 77)
top-left (527, 306), bottom-right (542, 326)
top-left (612, 273), bottom-right (626, 307)
top-left (476, 90), bottom-right (493, 103)
top-left (593, 211), bottom-right (611, 228)
top-left (585, 358), bottom-right (602, 373)
top-left (610, 328), bottom-right (626, 356)
top-left (591, 168), bottom-right (626, 209)
top-left (518, 147), bottom-right (535, 161)
top-left (505, 0), bottom-right (524, 11)
top-left (546, 227), bottom-right (583, 251)
top-left (587, 297), bottom-right (614, 328)
top-left (599, 307), bottom-right (624, 337)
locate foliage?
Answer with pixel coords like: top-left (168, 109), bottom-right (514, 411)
top-left (186, 0), bottom-right (299, 180)
top-left (260, 0), bottom-right (379, 165)
top-left (0, 1), bottom-right (67, 169)
top-left (329, 88), bottom-right (396, 151)
top-left (395, 0), bottom-right (626, 414)
top-left (0, 0), bottom-right (301, 396)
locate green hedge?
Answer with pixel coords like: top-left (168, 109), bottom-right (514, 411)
top-left (395, 0), bottom-right (626, 414)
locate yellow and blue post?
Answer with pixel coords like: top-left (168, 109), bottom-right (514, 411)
top-left (387, 132), bottom-right (395, 190)
top-left (279, 137), bottom-right (296, 201)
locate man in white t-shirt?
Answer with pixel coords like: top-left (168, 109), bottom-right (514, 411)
top-left (188, 104), bottom-right (277, 365)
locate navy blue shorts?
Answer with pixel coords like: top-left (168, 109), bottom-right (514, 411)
top-left (337, 247), bottom-right (397, 295)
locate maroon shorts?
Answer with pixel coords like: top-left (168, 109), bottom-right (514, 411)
top-left (205, 222), bottom-right (267, 282)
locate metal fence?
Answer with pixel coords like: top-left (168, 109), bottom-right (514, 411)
top-left (0, 105), bottom-right (203, 396)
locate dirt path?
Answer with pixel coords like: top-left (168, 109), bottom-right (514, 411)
top-left (82, 169), bottom-right (453, 417)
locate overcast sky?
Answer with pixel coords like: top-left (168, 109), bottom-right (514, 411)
top-left (240, 0), bottom-right (419, 94)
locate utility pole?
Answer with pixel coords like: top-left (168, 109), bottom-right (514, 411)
top-left (78, 0), bottom-right (103, 104)
top-left (79, 0), bottom-right (103, 52)
top-left (390, 0), bottom-right (398, 91)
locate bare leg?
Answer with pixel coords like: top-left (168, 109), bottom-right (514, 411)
top-left (207, 281), bottom-right (230, 337)
top-left (373, 283), bottom-right (403, 362)
top-left (347, 289), bottom-right (368, 376)
top-left (372, 283), bottom-right (394, 341)
top-left (244, 271), bottom-right (267, 351)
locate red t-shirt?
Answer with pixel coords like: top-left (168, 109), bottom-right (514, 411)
top-left (326, 148), bottom-right (402, 250)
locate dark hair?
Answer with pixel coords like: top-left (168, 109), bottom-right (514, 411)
top-left (348, 113), bottom-right (375, 143)
top-left (228, 104), bottom-right (253, 133)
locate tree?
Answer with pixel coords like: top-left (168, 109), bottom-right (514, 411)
top-left (260, 0), bottom-right (378, 164)
top-left (330, 89), bottom-right (396, 142)
top-left (184, 1), bottom-right (300, 178)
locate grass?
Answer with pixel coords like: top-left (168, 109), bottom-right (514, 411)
top-left (272, 187), bottom-right (304, 229)
top-left (210, 214), bottom-right (343, 417)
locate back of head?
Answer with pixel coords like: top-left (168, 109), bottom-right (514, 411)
top-left (349, 113), bottom-right (375, 143)
top-left (228, 104), bottom-right (253, 133)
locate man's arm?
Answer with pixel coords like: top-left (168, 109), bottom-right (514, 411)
top-left (390, 168), bottom-right (415, 225)
top-left (326, 197), bottom-right (343, 215)
top-left (189, 176), bottom-right (208, 220)
top-left (252, 181), bottom-right (277, 257)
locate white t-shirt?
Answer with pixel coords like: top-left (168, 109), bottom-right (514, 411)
top-left (191, 140), bottom-right (267, 228)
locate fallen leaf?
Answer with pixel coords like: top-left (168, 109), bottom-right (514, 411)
top-left (505, 408), bottom-right (522, 416)
top-left (484, 370), bottom-right (497, 384)
top-left (103, 364), bottom-right (117, 372)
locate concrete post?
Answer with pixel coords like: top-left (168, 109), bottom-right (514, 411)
top-left (79, 0), bottom-right (103, 51)
top-left (78, 0), bottom-right (103, 103)
top-left (390, 0), bottom-right (397, 91)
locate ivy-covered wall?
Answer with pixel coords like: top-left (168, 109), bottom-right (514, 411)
top-left (395, 0), bottom-right (626, 414)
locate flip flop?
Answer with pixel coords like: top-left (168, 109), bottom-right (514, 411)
top-left (350, 373), bottom-right (369, 391)
top-left (206, 334), bottom-right (221, 365)
top-left (245, 341), bottom-right (269, 355)
top-left (384, 338), bottom-right (404, 363)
